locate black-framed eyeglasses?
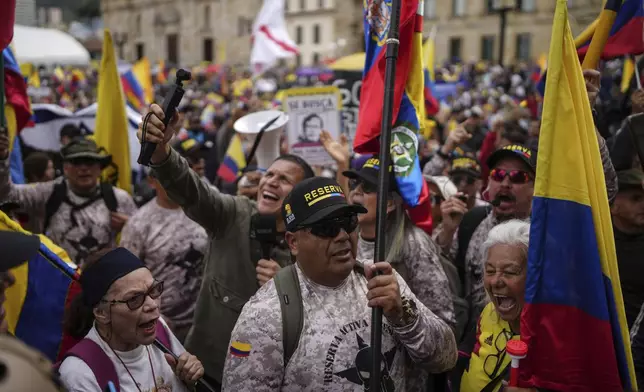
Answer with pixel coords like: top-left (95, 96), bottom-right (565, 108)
top-left (349, 179), bottom-right (377, 194)
top-left (101, 280), bottom-right (164, 311)
top-left (297, 214), bottom-right (359, 238)
top-left (483, 329), bottom-right (517, 379)
top-left (431, 194), bottom-right (444, 206)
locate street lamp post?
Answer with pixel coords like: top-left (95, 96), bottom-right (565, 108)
top-left (494, 0), bottom-right (517, 67)
top-left (113, 32), bottom-right (129, 60)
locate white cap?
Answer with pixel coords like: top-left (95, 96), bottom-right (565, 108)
top-left (425, 175), bottom-right (458, 199)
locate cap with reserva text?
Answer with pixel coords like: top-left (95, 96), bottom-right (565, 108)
top-left (342, 156), bottom-right (397, 192)
top-left (487, 144), bottom-right (536, 173)
top-left (282, 177), bottom-right (367, 232)
top-left (617, 169), bottom-right (644, 191)
top-left (449, 157), bottom-right (481, 177)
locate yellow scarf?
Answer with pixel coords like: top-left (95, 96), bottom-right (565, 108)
top-left (460, 303), bottom-right (519, 392)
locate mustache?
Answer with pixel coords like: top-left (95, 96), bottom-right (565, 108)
top-left (490, 193), bottom-right (517, 206)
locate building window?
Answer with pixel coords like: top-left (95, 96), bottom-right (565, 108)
top-left (135, 14), bottom-right (141, 35)
top-left (167, 34), bottom-right (179, 65)
top-left (285, 0), bottom-right (289, 12)
top-left (204, 5), bottom-right (211, 28)
top-left (296, 26), bottom-right (303, 44)
top-left (203, 38), bottom-right (213, 62)
top-left (313, 24), bottom-right (320, 44)
top-left (449, 37), bottom-right (462, 61)
top-left (313, 52), bottom-right (320, 64)
top-left (424, 0), bottom-right (436, 18)
top-left (486, 0), bottom-right (497, 13)
top-left (480, 35), bottom-right (495, 61)
top-left (519, 0), bottom-right (535, 12)
top-left (515, 33), bottom-right (531, 61)
top-left (319, 0), bottom-right (325, 9)
top-left (136, 43), bottom-right (144, 60)
top-left (296, 54), bottom-right (302, 67)
top-left (300, 0), bottom-right (305, 11)
top-left (452, 0), bottom-right (466, 16)
top-left (238, 17), bottom-right (252, 36)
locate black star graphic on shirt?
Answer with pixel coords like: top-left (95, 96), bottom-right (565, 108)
top-left (335, 333), bottom-right (397, 391)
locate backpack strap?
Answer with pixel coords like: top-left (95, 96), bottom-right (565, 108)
top-left (44, 181), bottom-right (67, 233)
top-left (99, 183), bottom-right (118, 213)
top-left (155, 319), bottom-right (172, 349)
top-left (455, 206), bottom-right (491, 285)
top-left (273, 264), bottom-right (303, 367)
top-left (55, 338), bottom-right (120, 391)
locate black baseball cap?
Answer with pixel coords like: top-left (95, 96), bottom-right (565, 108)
top-left (282, 177), bottom-right (367, 232)
top-left (342, 156), bottom-right (397, 192)
top-left (487, 144), bottom-right (537, 174)
top-left (0, 231), bottom-right (40, 272)
top-left (449, 157), bottom-right (481, 177)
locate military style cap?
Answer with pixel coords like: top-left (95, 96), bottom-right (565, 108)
top-left (282, 177), bottom-right (367, 232)
top-left (617, 169), bottom-right (644, 191)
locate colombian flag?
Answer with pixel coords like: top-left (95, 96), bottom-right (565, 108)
top-left (355, 0), bottom-right (431, 232)
top-left (3, 47), bottom-right (31, 132)
top-left (520, 1), bottom-right (636, 390)
top-left (577, 0), bottom-right (644, 60)
top-left (121, 69), bottom-right (146, 113)
top-left (1, 211), bottom-right (82, 362)
top-left (216, 134), bottom-right (246, 183)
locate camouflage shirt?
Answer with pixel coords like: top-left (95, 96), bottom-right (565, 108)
top-left (0, 161), bottom-right (136, 265)
top-left (222, 262), bottom-right (457, 391)
top-left (120, 198), bottom-right (208, 334)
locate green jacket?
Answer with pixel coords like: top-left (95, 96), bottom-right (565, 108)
top-left (152, 149), bottom-right (292, 383)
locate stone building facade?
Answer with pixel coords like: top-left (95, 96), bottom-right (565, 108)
top-left (425, 0), bottom-right (602, 65)
top-left (100, 0), bottom-right (605, 67)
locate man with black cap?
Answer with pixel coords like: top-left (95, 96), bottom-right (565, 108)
top-left (611, 169), bottom-right (644, 328)
top-left (436, 141), bottom-right (617, 347)
top-left (0, 135), bottom-right (137, 265)
top-left (138, 103), bottom-right (316, 388)
top-left (222, 177), bottom-right (457, 391)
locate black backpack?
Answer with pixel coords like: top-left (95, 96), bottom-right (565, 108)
top-left (43, 181), bottom-right (118, 233)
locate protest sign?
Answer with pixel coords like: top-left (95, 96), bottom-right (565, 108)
top-left (283, 86), bottom-right (342, 166)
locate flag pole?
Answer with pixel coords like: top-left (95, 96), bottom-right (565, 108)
top-left (581, 0), bottom-right (621, 70)
top-left (370, 0), bottom-right (402, 390)
top-left (0, 53), bottom-right (5, 129)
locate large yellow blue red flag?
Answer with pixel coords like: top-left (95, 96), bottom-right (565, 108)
top-left (354, 0), bottom-right (431, 232)
top-left (0, 211), bottom-right (82, 362)
top-left (132, 57), bottom-right (154, 104)
top-left (95, 30), bottom-right (132, 194)
top-left (520, 1), bottom-right (636, 390)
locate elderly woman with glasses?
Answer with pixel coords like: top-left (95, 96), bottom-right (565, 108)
top-left (460, 220), bottom-right (541, 392)
top-left (59, 247), bottom-right (204, 392)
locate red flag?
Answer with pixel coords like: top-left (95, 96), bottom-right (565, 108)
top-left (0, 0), bottom-right (16, 50)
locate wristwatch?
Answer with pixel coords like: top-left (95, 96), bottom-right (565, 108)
top-left (390, 296), bottom-right (419, 327)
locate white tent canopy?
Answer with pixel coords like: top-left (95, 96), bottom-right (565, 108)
top-left (12, 25), bottom-right (91, 67)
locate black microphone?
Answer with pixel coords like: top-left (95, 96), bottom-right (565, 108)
top-left (252, 214), bottom-right (278, 259)
top-left (138, 69), bottom-right (192, 166)
top-left (153, 339), bottom-right (218, 392)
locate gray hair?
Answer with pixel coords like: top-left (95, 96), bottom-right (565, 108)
top-left (385, 193), bottom-right (409, 264)
top-left (481, 219), bottom-right (531, 263)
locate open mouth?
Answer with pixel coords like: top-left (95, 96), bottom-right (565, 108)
top-left (261, 191), bottom-right (280, 202)
top-left (494, 295), bottom-right (516, 312)
top-left (139, 318), bottom-right (158, 332)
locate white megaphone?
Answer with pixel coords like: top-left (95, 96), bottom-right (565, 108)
top-left (234, 110), bottom-right (289, 171)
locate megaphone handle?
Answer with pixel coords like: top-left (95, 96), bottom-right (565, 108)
top-left (244, 115), bottom-right (282, 168)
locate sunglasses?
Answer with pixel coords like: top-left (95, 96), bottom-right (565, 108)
top-left (101, 280), bottom-right (164, 311)
top-left (66, 157), bottom-right (101, 166)
top-left (300, 214), bottom-right (359, 238)
top-left (450, 174), bottom-right (477, 186)
top-left (349, 179), bottom-right (377, 194)
top-left (489, 168), bottom-right (532, 184)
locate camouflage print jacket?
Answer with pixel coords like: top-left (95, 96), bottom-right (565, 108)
top-left (0, 160), bottom-right (136, 265)
top-left (222, 263), bottom-right (458, 392)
